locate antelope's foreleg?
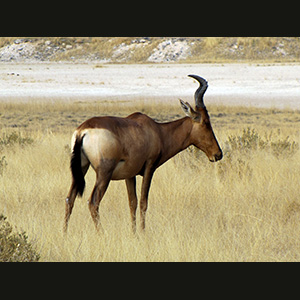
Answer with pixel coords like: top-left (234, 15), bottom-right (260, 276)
top-left (140, 166), bottom-right (154, 231)
top-left (125, 177), bottom-right (138, 233)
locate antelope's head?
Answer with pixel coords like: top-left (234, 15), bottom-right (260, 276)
top-left (180, 75), bottom-right (222, 162)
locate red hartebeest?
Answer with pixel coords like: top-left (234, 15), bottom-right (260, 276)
top-left (64, 75), bottom-right (222, 233)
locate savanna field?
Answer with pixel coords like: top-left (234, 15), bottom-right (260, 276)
top-left (1, 100), bottom-right (300, 261)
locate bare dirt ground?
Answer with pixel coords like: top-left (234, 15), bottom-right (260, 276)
top-left (1, 63), bottom-right (300, 109)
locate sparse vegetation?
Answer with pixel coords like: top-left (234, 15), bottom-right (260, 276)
top-left (1, 37), bottom-right (300, 63)
top-left (1, 99), bottom-right (300, 261)
top-left (226, 127), bottom-right (299, 158)
top-left (1, 38), bottom-right (299, 261)
top-left (0, 132), bottom-right (34, 149)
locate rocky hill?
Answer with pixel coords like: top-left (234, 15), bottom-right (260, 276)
top-left (1, 37), bottom-right (300, 63)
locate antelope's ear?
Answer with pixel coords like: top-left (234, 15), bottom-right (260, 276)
top-left (179, 99), bottom-right (200, 121)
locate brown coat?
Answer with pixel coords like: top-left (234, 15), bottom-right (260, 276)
top-left (64, 75), bottom-right (222, 233)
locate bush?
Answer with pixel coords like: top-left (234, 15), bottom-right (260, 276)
top-left (0, 214), bottom-right (40, 262)
top-left (227, 128), bottom-right (265, 152)
top-left (271, 135), bottom-right (299, 158)
top-left (226, 127), bottom-right (299, 158)
top-left (0, 132), bottom-right (34, 148)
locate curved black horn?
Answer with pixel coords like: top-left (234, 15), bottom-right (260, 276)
top-left (188, 74), bottom-right (208, 109)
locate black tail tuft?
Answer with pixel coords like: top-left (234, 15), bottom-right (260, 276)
top-left (70, 135), bottom-right (85, 197)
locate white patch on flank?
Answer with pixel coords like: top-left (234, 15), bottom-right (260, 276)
top-left (81, 129), bottom-right (120, 168)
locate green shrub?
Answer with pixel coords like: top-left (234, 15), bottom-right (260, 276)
top-left (0, 214), bottom-right (40, 262)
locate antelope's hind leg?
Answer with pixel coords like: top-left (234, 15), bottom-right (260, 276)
top-left (64, 181), bottom-right (77, 233)
top-left (64, 163), bottom-right (90, 233)
top-left (88, 161), bottom-right (116, 231)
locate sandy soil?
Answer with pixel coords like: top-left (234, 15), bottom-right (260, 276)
top-left (1, 63), bottom-right (300, 108)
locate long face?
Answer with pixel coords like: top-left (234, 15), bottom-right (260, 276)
top-left (180, 75), bottom-right (223, 162)
top-left (191, 108), bottom-right (223, 162)
top-left (180, 99), bottom-right (222, 162)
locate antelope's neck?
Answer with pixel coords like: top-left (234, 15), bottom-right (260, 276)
top-left (158, 117), bottom-right (193, 165)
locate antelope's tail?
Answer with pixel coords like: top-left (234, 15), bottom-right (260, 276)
top-left (70, 134), bottom-right (85, 197)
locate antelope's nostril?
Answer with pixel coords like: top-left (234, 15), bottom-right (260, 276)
top-left (209, 152), bottom-right (222, 163)
top-left (215, 152), bottom-right (223, 161)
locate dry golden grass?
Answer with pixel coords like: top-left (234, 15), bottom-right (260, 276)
top-left (1, 100), bottom-right (300, 261)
